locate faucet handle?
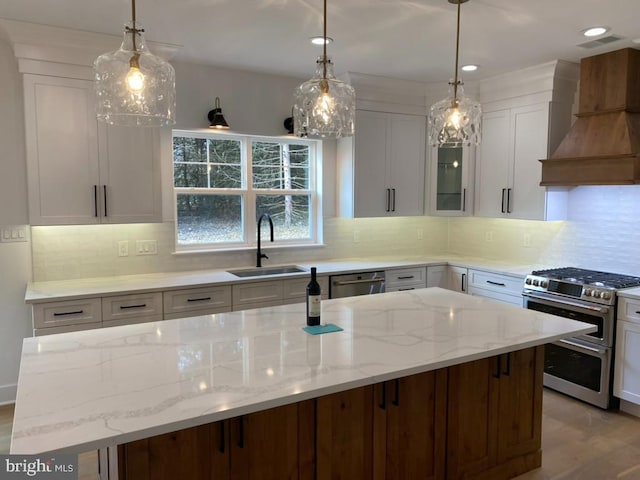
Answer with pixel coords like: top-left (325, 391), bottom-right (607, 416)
top-left (261, 253), bottom-right (269, 259)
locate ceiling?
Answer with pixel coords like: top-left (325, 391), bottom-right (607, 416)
top-left (1, 0), bottom-right (640, 83)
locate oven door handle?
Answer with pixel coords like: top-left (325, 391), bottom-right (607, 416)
top-left (557, 338), bottom-right (607, 356)
top-left (522, 292), bottom-right (609, 314)
top-left (333, 278), bottom-right (385, 286)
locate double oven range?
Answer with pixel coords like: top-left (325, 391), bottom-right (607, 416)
top-left (523, 267), bottom-right (640, 409)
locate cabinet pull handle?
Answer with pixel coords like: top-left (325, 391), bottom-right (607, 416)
top-left (507, 188), bottom-right (512, 213)
top-left (103, 185), bottom-right (108, 217)
top-left (636, 311), bottom-right (640, 314)
top-left (493, 355), bottom-right (501, 379)
top-left (187, 297), bottom-right (212, 303)
top-left (398, 276), bottom-right (414, 280)
top-left (461, 273), bottom-right (466, 292)
top-left (392, 379), bottom-right (400, 407)
top-left (398, 287), bottom-right (415, 291)
top-left (392, 188), bottom-right (396, 212)
top-left (462, 188), bottom-right (466, 212)
top-left (501, 188), bottom-right (506, 213)
top-left (93, 185), bottom-right (98, 217)
top-left (503, 352), bottom-right (511, 376)
top-left (386, 189), bottom-right (391, 212)
top-left (119, 304), bottom-right (147, 310)
top-left (237, 416), bottom-right (244, 448)
top-left (53, 310), bottom-right (83, 317)
top-left (486, 280), bottom-right (506, 287)
top-left (379, 382), bottom-right (387, 410)
top-left (218, 421), bottom-right (225, 453)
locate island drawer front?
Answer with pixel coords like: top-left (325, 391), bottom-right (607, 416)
top-left (232, 282), bottom-right (284, 306)
top-left (34, 322), bottom-right (101, 337)
top-left (164, 307), bottom-right (231, 320)
top-left (385, 267), bottom-right (427, 287)
top-left (468, 269), bottom-right (523, 295)
top-left (386, 282), bottom-right (428, 293)
top-left (33, 297), bottom-right (102, 329)
top-left (163, 286), bottom-right (232, 317)
top-left (102, 292), bottom-right (163, 322)
top-left (103, 316), bottom-right (163, 329)
top-left (619, 298), bottom-right (640, 324)
top-left (468, 286), bottom-right (524, 306)
top-left (283, 276), bottom-right (329, 299)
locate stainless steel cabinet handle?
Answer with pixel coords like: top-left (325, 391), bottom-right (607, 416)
top-left (507, 188), bottom-right (512, 213)
top-left (486, 280), bottom-right (506, 287)
top-left (187, 297), bottom-right (212, 303)
top-left (93, 185), bottom-right (98, 217)
top-left (501, 188), bottom-right (506, 213)
top-left (53, 310), bottom-right (83, 316)
top-left (462, 188), bottom-right (466, 212)
top-left (391, 188), bottom-right (396, 212)
top-left (103, 185), bottom-right (108, 217)
top-left (333, 278), bottom-right (385, 286)
top-left (386, 189), bottom-right (391, 212)
top-left (119, 304), bottom-right (147, 310)
top-left (461, 273), bottom-right (466, 292)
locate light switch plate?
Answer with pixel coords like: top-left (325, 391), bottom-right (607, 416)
top-left (0, 225), bottom-right (28, 243)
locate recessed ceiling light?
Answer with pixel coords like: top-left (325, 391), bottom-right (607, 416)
top-left (461, 64), bottom-right (479, 72)
top-left (310, 36), bottom-right (333, 45)
top-left (583, 26), bottom-right (609, 37)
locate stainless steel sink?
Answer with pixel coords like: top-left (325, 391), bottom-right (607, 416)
top-left (227, 265), bottom-right (306, 278)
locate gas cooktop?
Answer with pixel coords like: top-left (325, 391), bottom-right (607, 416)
top-left (531, 267), bottom-right (640, 289)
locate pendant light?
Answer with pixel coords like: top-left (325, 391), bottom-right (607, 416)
top-left (94, 0), bottom-right (176, 127)
top-left (293, 0), bottom-right (355, 139)
top-left (428, 0), bottom-right (481, 147)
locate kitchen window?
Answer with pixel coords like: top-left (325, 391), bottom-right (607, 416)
top-left (173, 130), bottom-right (321, 251)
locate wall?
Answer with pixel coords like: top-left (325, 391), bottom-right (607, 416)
top-left (0, 35), bottom-right (32, 404)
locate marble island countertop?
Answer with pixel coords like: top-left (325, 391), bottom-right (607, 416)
top-left (11, 287), bottom-right (594, 455)
top-left (24, 255), bottom-right (543, 303)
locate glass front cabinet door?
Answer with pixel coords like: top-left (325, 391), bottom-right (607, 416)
top-left (429, 144), bottom-right (474, 216)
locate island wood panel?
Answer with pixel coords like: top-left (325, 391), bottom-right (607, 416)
top-left (373, 370), bottom-right (447, 480)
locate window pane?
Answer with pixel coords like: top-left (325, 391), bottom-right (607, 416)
top-left (174, 164), bottom-right (208, 188)
top-left (252, 142), bottom-right (309, 190)
top-left (173, 137), bottom-right (207, 163)
top-left (256, 194), bottom-right (310, 240)
top-left (210, 165), bottom-right (242, 188)
top-left (177, 194), bottom-right (243, 244)
top-left (209, 139), bottom-right (242, 165)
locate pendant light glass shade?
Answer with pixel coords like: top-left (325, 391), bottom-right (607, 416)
top-left (95, 15), bottom-right (176, 126)
top-left (428, 0), bottom-right (481, 147)
top-left (293, 56), bottom-right (355, 138)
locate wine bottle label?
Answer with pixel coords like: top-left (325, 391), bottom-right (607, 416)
top-left (308, 295), bottom-right (321, 317)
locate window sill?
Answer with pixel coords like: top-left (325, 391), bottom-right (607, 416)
top-left (172, 243), bottom-right (326, 255)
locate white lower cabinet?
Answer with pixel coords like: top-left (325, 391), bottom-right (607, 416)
top-left (467, 269), bottom-right (524, 306)
top-left (163, 286), bottom-right (232, 320)
top-left (385, 267), bottom-right (427, 292)
top-left (102, 292), bottom-right (163, 327)
top-left (426, 265), bottom-right (446, 288)
top-left (446, 266), bottom-right (468, 293)
top-left (615, 298), bottom-right (640, 411)
top-left (232, 277), bottom-right (329, 311)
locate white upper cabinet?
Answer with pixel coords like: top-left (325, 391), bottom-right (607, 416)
top-left (429, 144), bottom-right (474, 216)
top-left (475, 103), bottom-right (557, 220)
top-left (23, 74), bottom-right (162, 225)
top-left (338, 110), bottom-right (426, 217)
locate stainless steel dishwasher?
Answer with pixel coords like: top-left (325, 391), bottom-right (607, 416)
top-left (329, 271), bottom-right (385, 298)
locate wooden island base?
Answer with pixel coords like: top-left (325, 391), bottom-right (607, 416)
top-left (117, 346), bottom-right (543, 480)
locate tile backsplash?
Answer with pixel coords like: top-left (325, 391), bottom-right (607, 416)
top-left (31, 186), bottom-right (640, 281)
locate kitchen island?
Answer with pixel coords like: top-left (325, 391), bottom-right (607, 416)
top-left (11, 288), bottom-right (594, 479)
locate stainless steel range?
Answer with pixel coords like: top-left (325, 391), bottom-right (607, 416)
top-left (523, 267), bottom-right (640, 409)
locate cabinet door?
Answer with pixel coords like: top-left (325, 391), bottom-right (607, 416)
top-left (375, 371), bottom-right (447, 480)
top-left (496, 346), bottom-right (543, 464)
top-left (354, 111), bottom-right (389, 217)
top-left (446, 356), bottom-right (500, 479)
top-left (446, 266), bottom-right (468, 293)
top-left (430, 145), bottom-right (472, 216)
top-left (23, 75), bottom-right (100, 225)
top-left (316, 385), bottom-right (374, 479)
top-left (426, 265), bottom-right (446, 288)
top-left (98, 125), bottom-right (162, 223)
top-left (230, 401), bottom-right (314, 480)
top-left (118, 423), bottom-right (227, 480)
top-left (475, 110), bottom-right (510, 218)
top-left (510, 104), bottom-right (550, 220)
top-left (388, 114), bottom-right (425, 216)
top-left (614, 320), bottom-right (640, 404)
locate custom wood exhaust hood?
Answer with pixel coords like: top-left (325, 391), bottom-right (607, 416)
top-left (540, 48), bottom-right (640, 186)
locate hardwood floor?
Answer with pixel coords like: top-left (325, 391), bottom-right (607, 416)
top-left (2, 389), bottom-right (640, 479)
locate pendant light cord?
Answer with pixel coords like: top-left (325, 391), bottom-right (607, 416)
top-left (452, 0), bottom-right (461, 105)
top-left (322, 0), bottom-right (327, 80)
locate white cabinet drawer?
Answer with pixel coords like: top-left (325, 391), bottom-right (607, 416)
top-left (34, 322), bottom-right (101, 337)
top-left (619, 298), bottom-right (640, 324)
top-left (385, 267), bottom-right (427, 287)
top-left (468, 286), bottom-right (523, 306)
top-left (468, 269), bottom-right (523, 295)
top-left (102, 292), bottom-right (163, 322)
top-left (283, 276), bottom-right (329, 299)
top-left (386, 284), bottom-right (426, 293)
top-left (232, 299), bottom-right (284, 311)
top-left (33, 298), bottom-right (102, 329)
top-left (103, 316), bottom-right (161, 329)
top-left (163, 286), bottom-right (232, 318)
top-left (232, 281), bottom-right (284, 307)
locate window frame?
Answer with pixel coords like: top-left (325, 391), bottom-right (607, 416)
top-left (172, 129), bottom-right (322, 252)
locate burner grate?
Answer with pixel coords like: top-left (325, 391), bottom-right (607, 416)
top-left (531, 267), bottom-right (640, 289)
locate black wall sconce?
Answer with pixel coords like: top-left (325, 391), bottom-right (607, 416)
top-left (208, 97), bottom-right (230, 129)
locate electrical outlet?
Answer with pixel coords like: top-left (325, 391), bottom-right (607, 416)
top-left (523, 233), bottom-right (531, 248)
top-left (353, 230), bottom-right (360, 243)
top-left (417, 229), bottom-right (424, 240)
top-left (485, 231), bottom-right (494, 242)
top-left (118, 240), bottom-right (129, 257)
top-left (136, 240), bottom-right (158, 255)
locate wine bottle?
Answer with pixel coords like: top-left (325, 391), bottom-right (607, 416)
top-left (306, 267), bottom-right (321, 326)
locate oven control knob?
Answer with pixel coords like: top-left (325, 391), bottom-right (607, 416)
top-left (533, 279), bottom-right (540, 286)
top-left (525, 278), bottom-right (532, 285)
top-left (601, 291), bottom-right (611, 300)
top-left (584, 288), bottom-right (591, 297)
top-left (541, 280), bottom-right (548, 288)
top-left (591, 290), bottom-right (599, 297)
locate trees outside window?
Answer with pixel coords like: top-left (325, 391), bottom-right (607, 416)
top-left (173, 131), bottom-right (320, 250)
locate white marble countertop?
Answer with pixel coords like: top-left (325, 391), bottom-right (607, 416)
top-left (11, 287), bottom-right (594, 455)
top-left (617, 286), bottom-right (640, 300)
top-left (24, 255), bottom-right (539, 304)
